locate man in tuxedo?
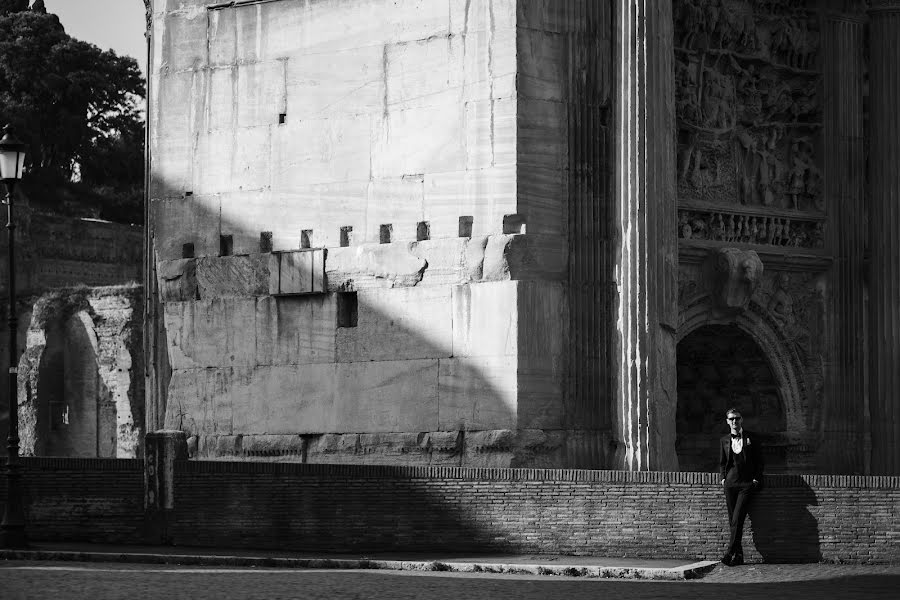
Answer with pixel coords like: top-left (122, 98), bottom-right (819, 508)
top-left (719, 408), bottom-right (763, 566)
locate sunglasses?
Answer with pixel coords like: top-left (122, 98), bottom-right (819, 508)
top-left (727, 416), bottom-right (742, 421)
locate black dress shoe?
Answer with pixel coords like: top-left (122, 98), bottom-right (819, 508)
top-left (721, 553), bottom-right (733, 566)
top-left (731, 553), bottom-right (744, 566)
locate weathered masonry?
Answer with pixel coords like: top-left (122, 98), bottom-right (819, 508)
top-left (147, 0), bottom-right (900, 474)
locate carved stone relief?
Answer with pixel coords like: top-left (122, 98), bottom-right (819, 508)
top-left (678, 208), bottom-right (825, 248)
top-left (676, 260), bottom-right (828, 471)
top-left (706, 247), bottom-right (763, 315)
top-left (674, 0), bottom-right (822, 213)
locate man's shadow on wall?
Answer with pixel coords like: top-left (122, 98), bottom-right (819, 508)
top-left (749, 476), bottom-right (822, 563)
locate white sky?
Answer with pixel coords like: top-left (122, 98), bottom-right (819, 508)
top-left (43, 0), bottom-right (147, 73)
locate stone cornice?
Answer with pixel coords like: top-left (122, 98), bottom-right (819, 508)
top-left (870, 0), bottom-right (900, 14)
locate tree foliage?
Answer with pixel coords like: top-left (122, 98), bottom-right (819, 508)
top-left (0, 1), bottom-right (144, 223)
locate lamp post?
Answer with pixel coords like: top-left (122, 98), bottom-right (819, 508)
top-left (0, 124), bottom-right (27, 549)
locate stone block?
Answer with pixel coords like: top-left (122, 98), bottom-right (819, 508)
top-left (164, 367), bottom-right (240, 436)
top-left (256, 295), bottom-right (337, 366)
top-left (163, 298), bottom-right (258, 369)
top-left (462, 28), bottom-right (517, 102)
top-left (242, 434), bottom-right (306, 459)
top-left (158, 10), bottom-right (208, 73)
top-left (271, 115), bottom-right (372, 187)
top-left (149, 71), bottom-right (197, 197)
top-left (372, 104), bottom-right (466, 178)
top-left (365, 177), bottom-right (426, 243)
top-left (235, 61), bottom-right (287, 129)
top-left (191, 129), bottom-right (232, 197)
top-left (516, 0), bottom-right (590, 33)
top-left (517, 281), bottom-right (567, 358)
top-left (325, 242), bottom-right (427, 290)
top-left (277, 0), bottom-right (452, 56)
top-left (482, 234), bottom-right (567, 281)
top-left (270, 250), bottom-right (326, 295)
top-left (354, 432), bottom-right (432, 465)
top-left (449, 0), bottom-right (516, 34)
top-left (336, 286), bottom-right (453, 362)
top-left (409, 238), bottom-right (469, 286)
top-left (284, 44), bottom-right (385, 118)
top-left (334, 359), bottom-right (440, 432)
top-left (465, 97), bottom-right (517, 170)
top-left (422, 166), bottom-right (517, 238)
top-left (519, 167), bottom-right (567, 235)
top-left (517, 28), bottom-right (567, 102)
top-left (384, 35), bottom-right (464, 112)
top-left (252, 363), bottom-right (338, 434)
top-left (451, 281), bottom-right (518, 357)
top-left (157, 259), bottom-right (198, 302)
top-left (518, 98), bottom-right (567, 170)
top-left (196, 255), bottom-right (271, 299)
top-left (150, 195), bottom-right (221, 261)
top-left (517, 356), bottom-right (565, 430)
top-left (438, 355), bottom-right (518, 430)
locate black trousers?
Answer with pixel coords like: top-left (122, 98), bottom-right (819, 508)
top-left (723, 481), bottom-right (756, 555)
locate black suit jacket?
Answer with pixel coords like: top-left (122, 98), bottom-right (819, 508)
top-left (719, 430), bottom-right (764, 484)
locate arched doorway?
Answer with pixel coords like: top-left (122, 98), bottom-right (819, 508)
top-left (676, 324), bottom-right (787, 473)
top-left (35, 311), bottom-right (114, 457)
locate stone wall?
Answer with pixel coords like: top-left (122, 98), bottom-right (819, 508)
top-left (13, 286), bottom-right (145, 459)
top-left (148, 0), bottom-right (613, 467)
top-left (2, 458), bottom-right (897, 564)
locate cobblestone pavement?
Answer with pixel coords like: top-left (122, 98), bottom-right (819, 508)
top-left (0, 561), bottom-right (898, 600)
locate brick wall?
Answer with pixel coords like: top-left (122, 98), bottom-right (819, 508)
top-left (2, 460), bottom-right (897, 563)
top-left (170, 464), bottom-right (899, 564)
top-left (0, 458), bottom-right (144, 543)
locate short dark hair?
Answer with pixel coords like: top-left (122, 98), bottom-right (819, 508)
top-left (725, 407), bottom-right (742, 418)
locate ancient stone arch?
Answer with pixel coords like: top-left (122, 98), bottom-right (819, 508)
top-left (678, 293), bottom-right (806, 434)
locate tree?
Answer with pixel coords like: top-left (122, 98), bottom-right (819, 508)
top-left (0, 2), bottom-right (145, 222)
top-left (0, 1), bottom-right (29, 15)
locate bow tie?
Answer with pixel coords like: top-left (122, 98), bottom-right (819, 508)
top-left (731, 434), bottom-right (742, 439)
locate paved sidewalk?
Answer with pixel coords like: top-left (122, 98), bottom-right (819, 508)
top-left (0, 542), bottom-right (715, 580)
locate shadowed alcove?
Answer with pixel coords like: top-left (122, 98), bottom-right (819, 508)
top-left (676, 324), bottom-right (787, 473)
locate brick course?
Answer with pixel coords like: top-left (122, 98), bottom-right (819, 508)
top-left (2, 460), bottom-right (897, 563)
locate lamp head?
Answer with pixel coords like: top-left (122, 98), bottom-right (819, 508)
top-left (0, 125), bottom-right (27, 182)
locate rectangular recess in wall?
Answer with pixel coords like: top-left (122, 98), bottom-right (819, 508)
top-left (220, 234), bottom-right (234, 256)
top-left (260, 231), bottom-right (274, 253)
top-left (459, 216), bottom-right (473, 238)
top-left (337, 291), bottom-right (358, 328)
top-left (182, 243), bottom-right (195, 259)
top-left (301, 230), bottom-right (313, 249)
top-left (416, 221), bottom-right (430, 241)
top-left (340, 226), bottom-right (352, 247)
top-left (379, 224), bottom-right (393, 244)
top-left (268, 249), bottom-right (326, 296)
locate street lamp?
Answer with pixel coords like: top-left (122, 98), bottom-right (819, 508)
top-left (0, 124), bottom-right (27, 549)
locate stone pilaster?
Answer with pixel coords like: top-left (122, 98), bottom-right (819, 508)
top-left (822, 14), bottom-right (868, 473)
top-left (867, 0), bottom-right (900, 474)
top-left (612, 0), bottom-right (678, 471)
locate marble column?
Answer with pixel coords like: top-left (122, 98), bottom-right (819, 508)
top-left (868, 0), bottom-right (900, 475)
top-left (822, 13), bottom-right (868, 473)
top-left (612, 0), bottom-right (678, 471)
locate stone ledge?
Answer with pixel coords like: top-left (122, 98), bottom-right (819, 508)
top-left (0, 549), bottom-right (718, 580)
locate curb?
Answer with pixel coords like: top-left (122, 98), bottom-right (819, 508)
top-left (0, 550), bottom-right (719, 580)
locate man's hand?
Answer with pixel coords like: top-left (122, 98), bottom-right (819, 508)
top-left (752, 479), bottom-right (759, 487)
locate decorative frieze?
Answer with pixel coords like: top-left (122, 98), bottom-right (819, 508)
top-left (678, 208), bottom-right (825, 248)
